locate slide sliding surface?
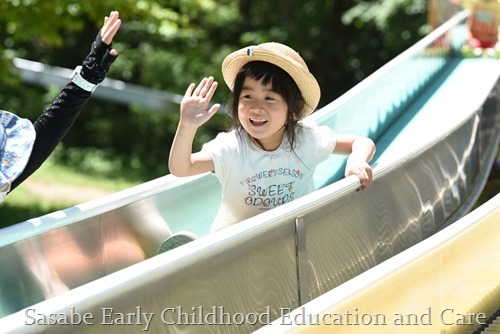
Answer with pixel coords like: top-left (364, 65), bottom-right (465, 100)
top-left (0, 10), bottom-right (499, 333)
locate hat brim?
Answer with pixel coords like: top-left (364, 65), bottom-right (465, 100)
top-left (0, 111), bottom-right (36, 191)
top-left (222, 43), bottom-right (320, 117)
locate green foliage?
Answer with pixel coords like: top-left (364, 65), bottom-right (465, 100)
top-left (0, 0), bottom-right (430, 182)
top-left (343, 0), bottom-right (429, 49)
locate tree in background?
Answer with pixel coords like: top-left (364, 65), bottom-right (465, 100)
top-left (0, 0), bottom-right (429, 180)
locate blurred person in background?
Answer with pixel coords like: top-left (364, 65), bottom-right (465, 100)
top-left (450, 0), bottom-right (500, 56)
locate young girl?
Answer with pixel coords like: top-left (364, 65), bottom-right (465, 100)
top-left (169, 42), bottom-right (376, 233)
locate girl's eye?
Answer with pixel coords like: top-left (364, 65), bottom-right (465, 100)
top-left (241, 94), bottom-right (252, 100)
top-left (266, 96), bottom-right (278, 102)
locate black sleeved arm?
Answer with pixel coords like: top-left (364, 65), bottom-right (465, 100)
top-left (8, 29), bottom-right (118, 193)
top-left (10, 83), bottom-right (91, 191)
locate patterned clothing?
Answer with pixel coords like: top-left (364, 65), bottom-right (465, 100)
top-left (202, 120), bottom-right (336, 231)
top-left (0, 111), bottom-right (36, 192)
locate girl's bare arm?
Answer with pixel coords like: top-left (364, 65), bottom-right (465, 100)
top-left (168, 77), bottom-right (220, 176)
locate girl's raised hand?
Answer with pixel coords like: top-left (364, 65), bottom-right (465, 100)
top-left (180, 77), bottom-right (221, 128)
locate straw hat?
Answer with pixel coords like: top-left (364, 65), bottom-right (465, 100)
top-left (222, 42), bottom-right (320, 116)
top-left (0, 110), bottom-right (36, 193)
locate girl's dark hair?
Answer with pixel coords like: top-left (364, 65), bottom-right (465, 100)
top-left (229, 61), bottom-right (306, 150)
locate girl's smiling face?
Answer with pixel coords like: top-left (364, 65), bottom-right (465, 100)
top-left (237, 77), bottom-right (288, 151)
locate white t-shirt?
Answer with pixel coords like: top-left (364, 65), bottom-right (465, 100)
top-left (202, 121), bottom-right (336, 231)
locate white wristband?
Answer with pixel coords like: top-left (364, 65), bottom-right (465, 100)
top-left (70, 66), bottom-right (98, 92)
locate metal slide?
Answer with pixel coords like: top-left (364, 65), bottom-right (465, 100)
top-left (255, 193), bottom-right (500, 334)
top-left (0, 10), bottom-right (499, 333)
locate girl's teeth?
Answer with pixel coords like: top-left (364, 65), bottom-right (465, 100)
top-left (251, 119), bottom-right (266, 124)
